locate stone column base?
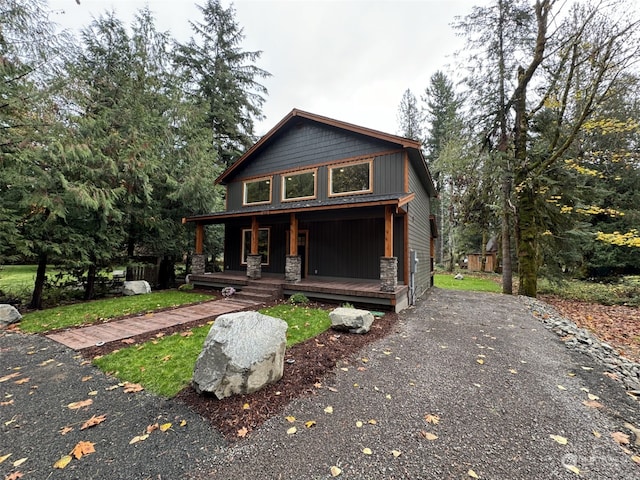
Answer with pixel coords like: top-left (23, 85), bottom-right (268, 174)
top-left (285, 255), bottom-right (301, 283)
top-left (192, 254), bottom-right (206, 275)
top-left (246, 254), bottom-right (262, 280)
top-left (380, 256), bottom-right (398, 292)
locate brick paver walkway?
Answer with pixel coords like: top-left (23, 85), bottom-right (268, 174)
top-left (46, 298), bottom-right (261, 350)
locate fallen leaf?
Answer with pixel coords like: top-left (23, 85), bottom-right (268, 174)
top-left (557, 385), bottom-right (567, 390)
top-left (180, 420), bottom-right (187, 427)
top-left (1, 400), bottom-right (14, 406)
top-left (314, 382), bottom-right (322, 388)
top-left (603, 372), bottom-right (618, 380)
top-left (330, 465), bottom-right (342, 477)
top-left (81, 376), bottom-right (93, 382)
top-left (581, 366), bottom-right (594, 371)
top-left (0, 373), bottom-right (21, 383)
top-left (161, 355), bottom-right (171, 362)
top-left (180, 331), bottom-right (193, 337)
top-left (242, 403), bottom-right (250, 410)
top-left (340, 367), bottom-right (348, 371)
top-left (356, 421), bottom-right (363, 428)
top-left (146, 423), bottom-right (159, 434)
top-left (424, 414), bottom-right (440, 425)
top-left (362, 447), bottom-right (372, 455)
top-left (391, 449), bottom-right (402, 457)
top-left (304, 420), bottom-right (316, 428)
top-left (0, 454), bottom-right (12, 464)
top-left (88, 390), bottom-right (98, 396)
top-left (611, 431), bottom-right (630, 445)
top-left (286, 426), bottom-right (297, 435)
top-left (67, 399), bottom-right (93, 410)
top-left (129, 434), bottom-right (149, 444)
top-left (587, 393), bottom-right (600, 401)
top-left (38, 359), bottom-right (54, 367)
top-left (105, 385), bottom-right (120, 391)
top-left (385, 393), bottom-right (392, 399)
top-left (582, 400), bottom-right (603, 409)
top-left (368, 419), bottom-right (377, 425)
top-left (12, 457), bottom-right (27, 467)
top-left (80, 414), bottom-right (106, 430)
top-left (565, 464), bottom-right (580, 475)
top-left (420, 431), bottom-right (438, 440)
top-left (121, 338), bottom-right (135, 344)
top-left (509, 369), bottom-right (518, 374)
top-left (476, 359), bottom-right (484, 365)
top-left (324, 406), bottom-right (334, 414)
top-left (550, 434), bottom-right (568, 445)
top-left (14, 377), bottom-right (29, 385)
top-left (59, 426), bottom-right (73, 435)
top-left (327, 386), bottom-right (338, 392)
top-left (285, 416), bottom-right (296, 423)
top-left (631, 455), bottom-right (640, 465)
top-left (53, 455), bottom-right (72, 469)
top-left (160, 423), bottom-right (172, 432)
top-left (5, 471), bottom-right (23, 480)
top-left (361, 357), bottom-right (369, 363)
top-left (123, 382), bottom-right (143, 393)
top-left (237, 426), bottom-right (248, 438)
top-left (71, 441), bottom-right (95, 459)
top-left (593, 430), bottom-right (601, 438)
top-left (468, 469), bottom-right (480, 479)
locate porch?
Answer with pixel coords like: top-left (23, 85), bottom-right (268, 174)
top-left (187, 271), bottom-right (409, 312)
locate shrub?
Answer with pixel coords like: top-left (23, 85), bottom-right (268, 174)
top-left (288, 292), bottom-right (309, 304)
top-left (221, 286), bottom-right (236, 297)
top-left (178, 283), bottom-right (194, 291)
top-left (341, 302), bottom-right (355, 309)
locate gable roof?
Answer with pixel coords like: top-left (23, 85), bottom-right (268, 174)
top-left (215, 108), bottom-right (437, 197)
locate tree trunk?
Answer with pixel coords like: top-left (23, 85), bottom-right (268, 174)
top-left (517, 184), bottom-right (538, 297)
top-left (84, 264), bottom-right (97, 301)
top-left (29, 253), bottom-right (47, 310)
top-left (501, 175), bottom-right (513, 294)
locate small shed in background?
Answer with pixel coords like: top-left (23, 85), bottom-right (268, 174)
top-left (467, 237), bottom-right (498, 273)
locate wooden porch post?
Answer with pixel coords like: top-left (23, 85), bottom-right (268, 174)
top-left (384, 206), bottom-right (394, 257)
top-left (251, 216), bottom-right (259, 255)
top-left (195, 223), bottom-right (204, 255)
top-left (289, 213), bottom-right (298, 256)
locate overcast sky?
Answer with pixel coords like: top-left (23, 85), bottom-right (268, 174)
top-left (48, 0), bottom-right (480, 136)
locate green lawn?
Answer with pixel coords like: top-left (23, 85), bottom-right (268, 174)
top-left (0, 265), bottom-right (42, 297)
top-left (19, 291), bottom-right (215, 333)
top-left (434, 273), bottom-right (502, 293)
top-left (94, 304), bottom-right (333, 397)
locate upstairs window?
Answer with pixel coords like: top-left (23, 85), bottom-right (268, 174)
top-left (243, 177), bottom-right (272, 205)
top-left (282, 169), bottom-right (317, 201)
top-left (329, 160), bottom-right (372, 196)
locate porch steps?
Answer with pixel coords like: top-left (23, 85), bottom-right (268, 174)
top-left (234, 280), bottom-right (283, 303)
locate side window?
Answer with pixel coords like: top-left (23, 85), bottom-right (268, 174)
top-left (241, 228), bottom-right (270, 265)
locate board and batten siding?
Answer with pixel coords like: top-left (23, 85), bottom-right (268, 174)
top-left (408, 163), bottom-right (432, 299)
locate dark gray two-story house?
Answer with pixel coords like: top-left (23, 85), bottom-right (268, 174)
top-left (184, 109), bottom-right (437, 312)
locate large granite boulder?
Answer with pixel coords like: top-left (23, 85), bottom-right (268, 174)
top-left (122, 280), bottom-right (151, 296)
top-left (0, 304), bottom-right (21, 328)
top-left (192, 311), bottom-right (288, 399)
top-left (330, 307), bottom-right (374, 334)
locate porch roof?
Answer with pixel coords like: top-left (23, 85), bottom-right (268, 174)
top-left (182, 192), bottom-right (415, 224)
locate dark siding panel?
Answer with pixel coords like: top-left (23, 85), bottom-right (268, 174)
top-left (308, 218), bottom-right (384, 279)
top-left (223, 221), bottom-right (287, 274)
top-left (394, 215), bottom-right (405, 281)
top-left (408, 165), bottom-right (432, 297)
top-left (237, 121), bottom-right (393, 179)
top-left (374, 153), bottom-right (404, 194)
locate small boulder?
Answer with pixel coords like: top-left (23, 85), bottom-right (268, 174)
top-left (330, 307), bottom-right (374, 334)
top-left (192, 311), bottom-right (288, 399)
top-left (122, 280), bottom-right (151, 296)
top-left (454, 273), bottom-right (464, 280)
top-left (0, 304), bottom-right (21, 328)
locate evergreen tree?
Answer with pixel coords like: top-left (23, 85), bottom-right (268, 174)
top-left (175, 0), bottom-right (270, 167)
top-left (396, 88), bottom-right (423, 141)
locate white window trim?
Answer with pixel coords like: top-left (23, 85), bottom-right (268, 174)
top-left (240, 227), bottom-right (270, 265)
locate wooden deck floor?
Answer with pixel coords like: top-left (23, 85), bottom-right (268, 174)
top-left (46, 297), bottom-right (261, 350)
top-left (188, 272), bottom-right (409, 311)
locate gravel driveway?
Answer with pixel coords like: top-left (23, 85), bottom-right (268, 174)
top-left (2, 289), bottom-right (639, 479)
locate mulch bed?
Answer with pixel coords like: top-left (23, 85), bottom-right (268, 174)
top-left (79, 302), bottom-right (399, 442)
